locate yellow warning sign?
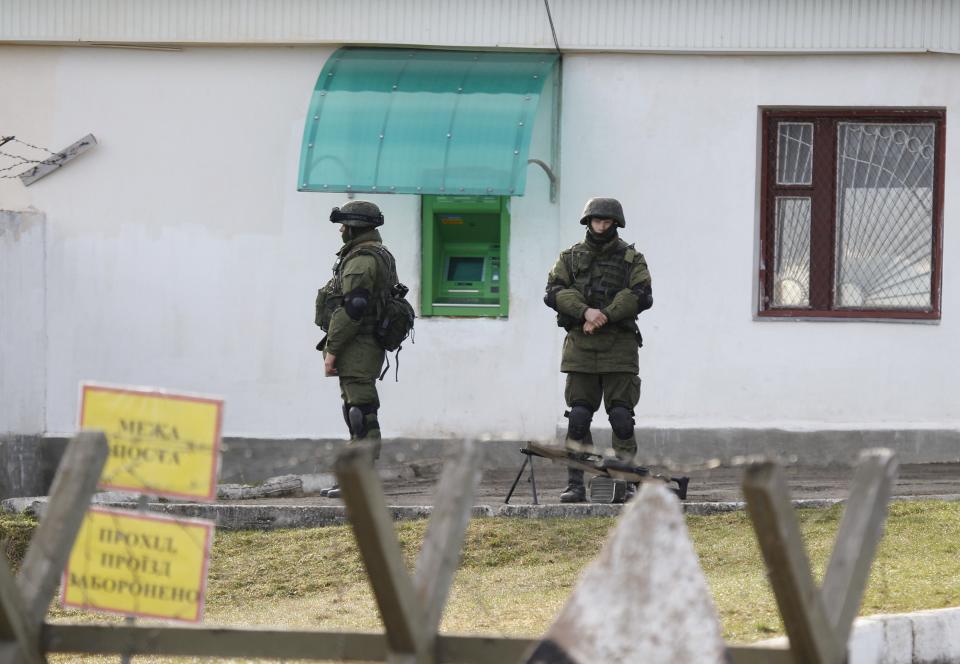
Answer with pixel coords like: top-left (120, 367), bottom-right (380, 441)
top-left (80, 383), bottom-right (223, 501)
top-left (61, 507), bottom-right (215, 622)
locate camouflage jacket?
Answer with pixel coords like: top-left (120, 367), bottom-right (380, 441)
top-left (316, 229), bottom-right (390, 377)
top-left (545, 233), bottom-right (652, 374)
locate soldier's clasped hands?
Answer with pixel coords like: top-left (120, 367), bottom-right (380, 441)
top-left (583, 308), bottom-right (608, 334)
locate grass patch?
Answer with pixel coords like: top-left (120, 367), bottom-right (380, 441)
top-left (0, 512), bottom-right (37, 571)
top-left (5, 501), bottom-right (955, 662)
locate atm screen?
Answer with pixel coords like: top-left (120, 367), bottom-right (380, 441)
top-left (447, 256), bottom-right (484, 282)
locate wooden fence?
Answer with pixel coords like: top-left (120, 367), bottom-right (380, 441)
top-left (0, 433), bottom-right (897, 663)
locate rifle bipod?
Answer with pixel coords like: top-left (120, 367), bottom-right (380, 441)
top-left (504, 447), bottom-right (540, 504)
top-left (505, 442), bottom-right (690, 503)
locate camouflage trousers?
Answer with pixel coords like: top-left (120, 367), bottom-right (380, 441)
top-left (338, 376), bottom-right (382, 459)
top-left (338, 375), bottom-right (380, 410)
top-left (564, 372), bottom-right (641, 460)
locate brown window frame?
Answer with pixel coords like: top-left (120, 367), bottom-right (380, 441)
top-left (758, 108), bottom-right (946, 320)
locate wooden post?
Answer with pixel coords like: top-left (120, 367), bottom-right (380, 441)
top-left (727, 643), bottom-right (793, 664)
top-left (337, 440), bottom-right (484, 664)
top-left (18, 134), bottom-right (97, 186)
top-left (821, 449), bottom-right (898, 645)
top-left (42, 623), bottom-right (536, 662)
top-left (121, 494), bottom-right (151, 664)
top-left (414, 439), bottom-right (482, 639)
top-left (18, 431), bottom-right (108, 625)
top-left (0, 557), bottom-right (45, 664)
top-left (741, 452), bottom-right (898, 664)
top-left (742, 462), bottom-right (844, 664)
top-left (336, 444), bottom-right (428, 661)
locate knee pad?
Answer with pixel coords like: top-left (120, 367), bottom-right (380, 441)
top-left (348, 403), bottom-right (379, 438)
top-left (565, 404), bottom-right (594, 441)
top-left (364, 411), bottom-right (380, 434)
top-left (608, 406), bottom-right (635, 440)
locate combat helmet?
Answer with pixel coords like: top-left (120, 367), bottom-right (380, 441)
top-left (579, 197), bottom-right (625, 228)
top-left (329, 200), bottom-right (384, 228)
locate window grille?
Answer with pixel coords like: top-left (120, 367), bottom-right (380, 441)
top-left (759, 110), bottom-right (944, 320)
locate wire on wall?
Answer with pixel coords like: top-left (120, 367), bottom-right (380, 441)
top-left (0, 136), bottom-right (58, 179)
top-left (543, 0), bottom-right (561, 54)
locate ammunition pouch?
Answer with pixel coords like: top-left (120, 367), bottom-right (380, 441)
top-left (315, 287), bottom-right (341, 332)
top-left (588, 476), bottom-right (630, 504)
top-left (556, 312), bottom-right (579, 330)
top-left (584, 285), bottom-right (624, 310)
top-left (543, 285), bottom-right (563, 309)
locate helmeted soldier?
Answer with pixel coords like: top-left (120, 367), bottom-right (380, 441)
top-left (315, 200), bottom-right (399, 498)
top-left (543, 197), bottom-right (653, 503)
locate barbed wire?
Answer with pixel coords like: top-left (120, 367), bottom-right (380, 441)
top-left (3, 136), bottom-right (55, 154)
top-left (0, 136), bottom-right (59, 179)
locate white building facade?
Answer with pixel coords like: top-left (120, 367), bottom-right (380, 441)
top-left (1, 0), bottom-right (958, 456)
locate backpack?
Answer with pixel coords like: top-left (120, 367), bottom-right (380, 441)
top-left (356, 246), bottom-right (416, 379)
top-left (376, 282), bottom-right (415, 352)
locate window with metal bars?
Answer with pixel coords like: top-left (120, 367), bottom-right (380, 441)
top-left (759, 109), bottom-right (945, 320)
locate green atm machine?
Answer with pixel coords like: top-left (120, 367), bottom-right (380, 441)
top-left (421, 195), bottom-right (509, 317)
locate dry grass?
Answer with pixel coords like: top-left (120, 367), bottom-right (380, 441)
top-left (0, 512), bottom-right (37, 570)
top-left (1, 501), bottom-right (958, 662)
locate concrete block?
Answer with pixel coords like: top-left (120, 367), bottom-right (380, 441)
top-left (296, 473), bottom-right (338, 495)
top-left (910, 607), bottom-right (960, 663)
top-left (877, 614), bottom-right (914, 664)
top-left (180, 504), bottom-right (351, 530)
top-left (69, 502), bottom-right (496, 530)
top-left (682, 501), bottom-right (746, 515)
top-left (1, 496), bottom-right (46, 515)
top-left (217, 476), bottom-right (303, 500)
top-left (847, 617), bottom-right (884, 664)
top-left (498, 503), bottom-right (624, 519)
top-left (534, 483), bottom-right (726, 663)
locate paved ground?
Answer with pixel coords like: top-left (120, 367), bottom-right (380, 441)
top-left (6, 459), bottom-right (956, 529)
top-left (221, 461), bottom-right (960, 507)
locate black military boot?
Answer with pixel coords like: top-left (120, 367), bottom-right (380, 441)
top-left (322, 404), bottom-right (354, 498)
top-left (560, 468), bottom-right (587, 503)
top-left (342, 403), bottom-right (353, 436)
top-left (349, 405), bottom-right (382, 461)
top-left (561, 405), bottom-right (594, 503)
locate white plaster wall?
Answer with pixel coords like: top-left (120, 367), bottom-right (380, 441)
top-left (1, 46), bottom-right (957, 439)
top-left (0, 45), bottom-right (561, 439)
top-left (0, 211), bottom-right (46, 433)
top-left (560, 52), bottom-right (960, 429)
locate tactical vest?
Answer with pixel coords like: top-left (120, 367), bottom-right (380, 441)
top-left (564, 239), bottom-right (638, 311)
top-left (315, 242), bottom-right (396, 333)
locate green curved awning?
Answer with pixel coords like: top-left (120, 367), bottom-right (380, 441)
top-left (298, 48), bottom-right (558, 197)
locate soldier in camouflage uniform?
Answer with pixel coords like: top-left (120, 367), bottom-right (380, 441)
top-left (543, 198), bottom-right (653, 503)
top-left (315, 200), bottom-right (397, 499)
